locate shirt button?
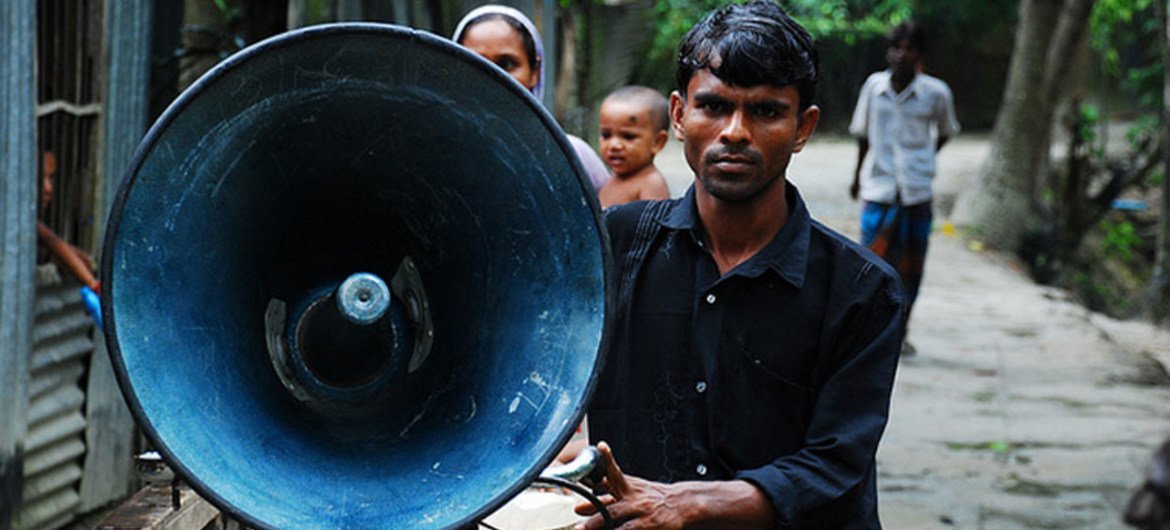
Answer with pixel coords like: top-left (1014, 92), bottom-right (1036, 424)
top-left (695, 381), bottom-right (707, 393)
top-left (705, 294), bottom-right (716, 304)
top-left (696, 463), bottom-right (708, 476)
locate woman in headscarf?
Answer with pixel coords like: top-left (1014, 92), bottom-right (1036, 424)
top-left (453, 5), bottom-right (611, 193)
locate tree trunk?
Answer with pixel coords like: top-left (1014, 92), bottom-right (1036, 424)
top-left (1039, 0), bottom-right (1096, 188)
top-left (1043, 0), bottom-right (1098, 261)
top-left (951, 0), bottom-right (1087, 250)
top-left (1146, 0), bottom-right (1170, 321)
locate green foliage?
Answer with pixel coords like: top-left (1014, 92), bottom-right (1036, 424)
top-left (644, 0), bottom-right (743, 67)
top-left (1075, 102), bottom-right (1100, 144)
top-left (786, 0), bottom-right (913, 45)
top-left (1091, 0), bottom-right (1153, 72)
top-left (637, 0), bottom-right (915, 91)
top-left (1090, 0), bottom-right (1162, 108)
top-left (1101, 219), bottom-right (1142, 261)
top-left (1148, 166), bottom-right (1165, 187)
top-left (643, 0), bottom-right (914, 65)
top-left (212, 0), bottom-right (240, 23)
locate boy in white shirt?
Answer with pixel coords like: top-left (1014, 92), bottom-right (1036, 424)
top-left (849, 21), bottom-right (960, 355)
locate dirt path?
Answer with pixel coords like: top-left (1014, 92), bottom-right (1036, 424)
top-left (657, 135), bottom-right (1170, 529)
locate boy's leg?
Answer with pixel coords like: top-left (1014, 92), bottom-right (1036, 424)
top-left (860, 201), bottom-right (895, 252)
top-left (897, 202), bottom-right (933, 320)
top-left (893, 202), bottom-right (932, 355)
top-left (860, 200), bottom-right (933, 355)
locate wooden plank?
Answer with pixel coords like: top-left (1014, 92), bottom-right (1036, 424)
top-left (159, 489), bottom-right (221, 530)
top-left (96, 485), bottom-right (222, 530)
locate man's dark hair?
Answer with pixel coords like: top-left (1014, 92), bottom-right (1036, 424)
top-left (675, 1), bottom-right (818, 110)
top-left (604, 86), bottom-right (670, 132)
top-left (888, 21), bottom-right (925, 54)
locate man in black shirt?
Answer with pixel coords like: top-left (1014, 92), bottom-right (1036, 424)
top-left (578, 2), bottom-right (904, 528)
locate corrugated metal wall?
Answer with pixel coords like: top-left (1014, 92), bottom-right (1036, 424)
top-left (24, 1), bottom-right (105, 525)
top-left (20, 265), bottom-right (93, 530)
top-left (9, 0), bottom-right (143, 528)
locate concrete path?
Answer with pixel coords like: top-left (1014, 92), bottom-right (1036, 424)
top-left (655, 135), bottom-right (1170, 529)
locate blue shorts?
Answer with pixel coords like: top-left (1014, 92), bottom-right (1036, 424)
top-left (860, 201), bottom-right (932, 311)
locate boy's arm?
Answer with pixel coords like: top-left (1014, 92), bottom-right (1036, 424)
top-left (934, 82), bottom-right (960, 153)
top-left (851, 138), bottom-right (868, 200)
top-left (37, 221), bottom-right (99, 291)
top-left (848, 76), bottom-right (874, 201)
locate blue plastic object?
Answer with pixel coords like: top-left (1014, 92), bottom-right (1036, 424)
top-left (80, 286), bottom-right (102, 328)
top-left (1111, 198), bottom-right (1148, 212)
top-left (101, 24), bottom-right (611, 530)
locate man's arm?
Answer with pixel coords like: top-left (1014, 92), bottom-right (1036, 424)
top-left (936, 134), bottom-right (950, 153)
top-left (575, 443), bottom-right (775, 530)
top-left (732, 271), bottom-right (903, 525)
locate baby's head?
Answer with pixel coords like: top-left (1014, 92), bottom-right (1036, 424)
top-left (599, 86), bottom-right (669, 178)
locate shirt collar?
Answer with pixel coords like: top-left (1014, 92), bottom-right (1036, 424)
top-left (879, 70), bottom-right (920, 99)
top-left (659, 183), bottom-right (810, 288)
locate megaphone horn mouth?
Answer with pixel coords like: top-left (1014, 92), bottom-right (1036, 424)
top-left (101, 22), bottom-right (612, 530)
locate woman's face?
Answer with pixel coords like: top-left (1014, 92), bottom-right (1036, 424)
top-left (460, 18), bottom-right (539, 92)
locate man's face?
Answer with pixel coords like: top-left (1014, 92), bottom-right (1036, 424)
top-left (887, 38), bottom-right (920, 77)
top-left (670, 68), bottom-right (819, 203)
top-left (599, 99), bottom-right (667, 178)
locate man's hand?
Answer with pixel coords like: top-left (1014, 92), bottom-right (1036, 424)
top-left (574, 442), bottom-right (777, 529)
top-left (574, 442), bottom-right (692, 530)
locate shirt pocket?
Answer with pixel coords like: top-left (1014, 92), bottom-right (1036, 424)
top-left (710, 340), bottom-right (817, 469)
top-left (738, 344), bottom-right (815, 395)
top-left (896, 103), bottom-right (933, 148)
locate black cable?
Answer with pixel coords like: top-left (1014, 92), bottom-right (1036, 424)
top-left (530, 475), bottom-right (616, 530)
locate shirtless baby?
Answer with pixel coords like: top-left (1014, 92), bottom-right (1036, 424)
top-left (597, 86), bottom-right (671, 208)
